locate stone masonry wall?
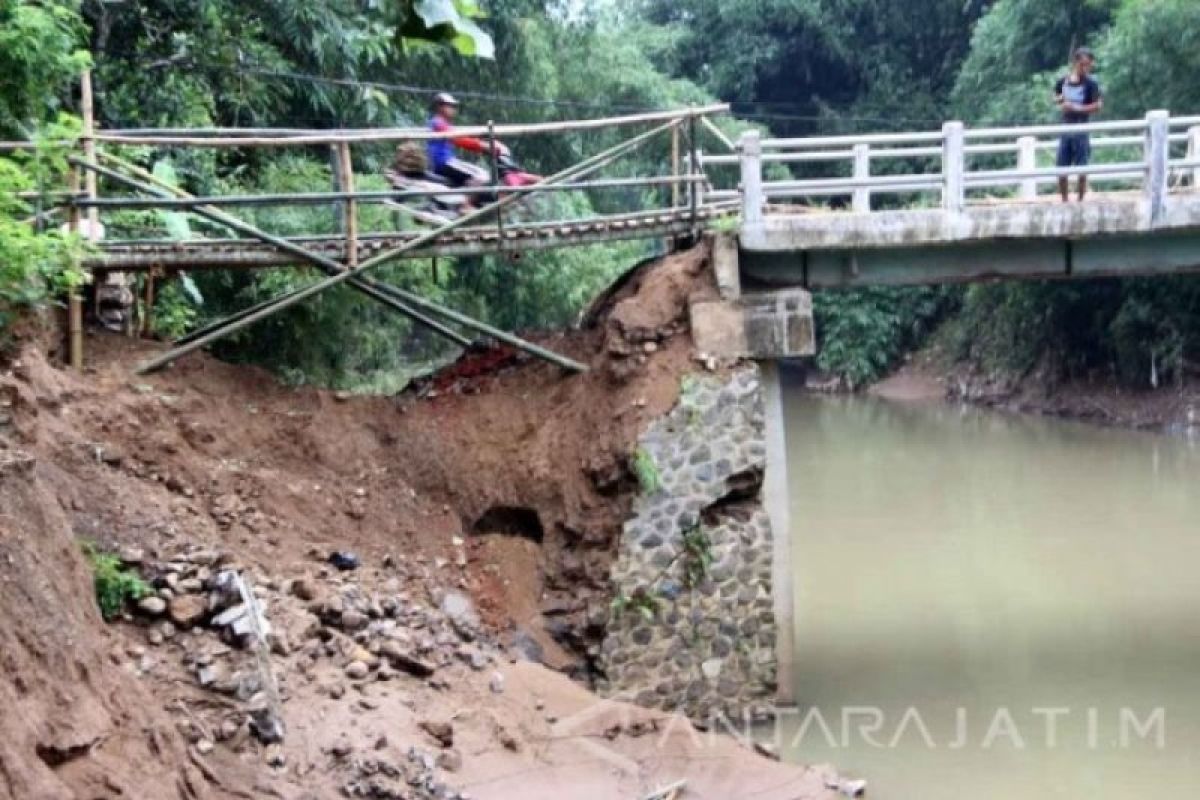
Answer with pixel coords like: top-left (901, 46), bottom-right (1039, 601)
top-left (596, 366), bottom-right (777, 721)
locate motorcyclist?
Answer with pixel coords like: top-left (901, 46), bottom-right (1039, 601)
top-left (426, 92), bottom-right (508, 190)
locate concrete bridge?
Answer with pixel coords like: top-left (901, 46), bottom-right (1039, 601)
top-left (710, 110), bottom-right (1200, 291)
top-left (687, 110), bottom-right (1200, 706)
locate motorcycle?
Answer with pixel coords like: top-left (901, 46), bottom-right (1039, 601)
top-left (385, 150), bottom-right (543, 225)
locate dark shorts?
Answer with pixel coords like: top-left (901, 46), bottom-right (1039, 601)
top-left (434, 158), bottom-right (488, 187)
top-left (1057, 133), bottom-right (1091, 168)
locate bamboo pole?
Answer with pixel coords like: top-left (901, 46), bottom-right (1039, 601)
top-left (700, 116), bottom-right (736, 152)
top-left (689, 114), bottom-right (700, 235)
top-left (142, 273), bottom-right (156, 336)
top-left (66, 164), bottom-right (83, 369)
top-left (335, 143), bottom-right (358, 266)
top-left (128, 119), bottom-right (680, 374)
top-left (488, 121), bottom-right (504, 250)
top-left (90, 105), bottom-right (727, 148)
top-left (671, 126), bottom-right (681, 207)
top-left (89, 153), bottom-right (473, 350)
top-left (75, 175), bottom-right (708, 209)
top-left (80, 71), bottom-right (100, 238)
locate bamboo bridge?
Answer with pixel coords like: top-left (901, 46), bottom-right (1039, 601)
top-left (9, 72), bottom-right (1200, 377)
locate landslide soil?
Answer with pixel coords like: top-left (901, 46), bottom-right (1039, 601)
top-left (0, 245), bottom-right (838, 799)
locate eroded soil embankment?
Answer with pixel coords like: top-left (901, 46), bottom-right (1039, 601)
top-left (0, 244), bottom-right (838, 799)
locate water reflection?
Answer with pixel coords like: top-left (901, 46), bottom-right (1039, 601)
top-left (778, 390), bottom-right (1200, 799)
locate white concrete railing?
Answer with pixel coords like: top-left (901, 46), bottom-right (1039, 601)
top-left (707, 111), bottom-right (1200, 224)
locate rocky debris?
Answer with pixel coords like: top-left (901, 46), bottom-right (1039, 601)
top-left (114, 537), bottom-right (509, 791)
top-left (812, 765), bottom-right (867, 798)
top-left (418, 720), bottom-right (454, 748)
top-left (439, 590), bottom-right (480, 641)
top-left (342, 750), bottom-right (470, 800)
top-left (345, 660), bottom-right (371, 680)
top-left (168, 594), bottom-right (208, 627)
top-left (138, 595), bottom-right (167, 615)
top-left (329, 551), bottom-right (361, 571)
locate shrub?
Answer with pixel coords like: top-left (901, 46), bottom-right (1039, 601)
top-left (82, 543), bottom-right (150, 620)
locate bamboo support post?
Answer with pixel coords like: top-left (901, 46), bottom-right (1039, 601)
top-left (671, 126), bottom-right (681, 207)
top-left (141, 273), bottom-right (156, 336)
top-left (689, 114), bottom-right (700, 234)
top-left (81, 71), bottom-right (99, 238)
top-left (335, 142), bottom-right (358, 266)
top-left (67, 162), bottom-right (83, 369)
top-left (488, 121), bottom-right (504, 249)
top-left (125, 118), bottom-right (681, 374)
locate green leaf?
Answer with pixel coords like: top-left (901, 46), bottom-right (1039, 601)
top-left (403, 0), bottom-right (495, 59)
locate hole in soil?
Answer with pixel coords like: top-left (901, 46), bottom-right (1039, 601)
top-left (471, 505), bottom-right (545, 543)
top-left (701, 467), bottom-right (763, 526)
top-left (36, 740), bottom-right (95, 769)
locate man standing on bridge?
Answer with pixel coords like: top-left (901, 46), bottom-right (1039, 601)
top-left (1054, 47), bottom-right (1104, 202)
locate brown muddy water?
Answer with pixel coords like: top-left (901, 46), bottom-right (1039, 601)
top-left (775, 391), bottom-right (1200, 799)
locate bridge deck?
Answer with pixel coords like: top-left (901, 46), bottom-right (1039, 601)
top-left (88, 206), bottom-right (731, 272)
top-left (738, 193), bottom-right (1200, 289)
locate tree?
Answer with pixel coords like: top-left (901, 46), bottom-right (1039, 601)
top-left (951, 0), bottom-right (1118, 123)
top-left (0, 0), bottom-right (90, 135)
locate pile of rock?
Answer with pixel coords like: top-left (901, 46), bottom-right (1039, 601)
top-left (301, 581), bottom-right (493, 686)
top-left (342, 747), bottom-right (471, 800)
top-left (122, 545), bottom-right (501, 783)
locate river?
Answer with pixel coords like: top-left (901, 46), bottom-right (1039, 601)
top-left (774, 388), bottom-right (1200, 799)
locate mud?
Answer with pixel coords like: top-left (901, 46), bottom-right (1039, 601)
top-left (0, 244), bottom-right (839, 799)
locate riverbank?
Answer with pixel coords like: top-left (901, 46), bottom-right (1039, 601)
top-left (857, 341), bottom-right (1200, 437)
top-left (0, 245), bottom-right (840, 800)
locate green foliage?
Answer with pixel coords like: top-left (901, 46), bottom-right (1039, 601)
top-left (0, 0), bottom-right (91, 135)
top-left (611, 587), bottom-right (660, 621)
top-left (814, 286), bottom-right (957, 388)
top-left (679, 524), bottom-right (713, 589)
top-left (150, 279), bottom-right (200, 340)
top-left (81, 542), bottom-right (150, 620)
top-left (639, 0), bottom-right (986, 137)
top-left (631, 447), bottom-right (661, 495)
top-left (942, 277), bottom-right (1200, 388)
top-left (1097, 0), bottom-right (1200, 118)
top-left (394, 0), bottom-right (495, 58)
top-left (0, 120), bottom-right (88, 334)
top-left (951, 0), bottom-right (1118, 123)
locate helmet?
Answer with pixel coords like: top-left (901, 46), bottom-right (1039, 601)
top-left (430, 92), bottom-right (460, 111)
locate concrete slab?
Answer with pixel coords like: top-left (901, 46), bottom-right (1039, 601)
top-left (739, 193), bottom-right (1200, 253)
top-left (690, 290), bottom-right (815, 359)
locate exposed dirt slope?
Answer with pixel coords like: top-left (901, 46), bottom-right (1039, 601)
top-left (0, 244), bottom-right (841, 799)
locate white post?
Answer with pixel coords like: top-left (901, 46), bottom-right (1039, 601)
top-left (1187, 126), bottom-right (1200, 190)
top-left (1144, 109), bottom-right (1170, 226)
top-left (942, 121), bottom-right (965, 213)
top-left (740, 130), bottom-right (765, 225)
top-left (1017, 135), bottom-right (1038, 201)
top-left (852, 143), bottom-right (871, 213)
top-left (759, 361), bottom-right (795, 706)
